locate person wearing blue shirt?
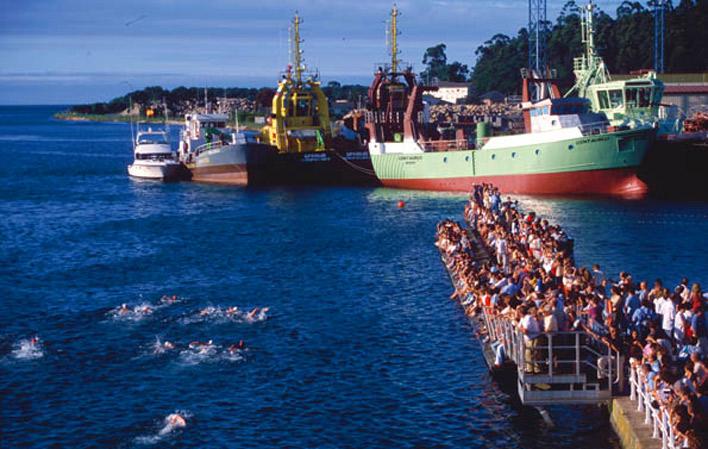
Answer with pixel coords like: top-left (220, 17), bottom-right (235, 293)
top-left (691, 306), bottom-right (707, 355)
top-left (624, 288), bottom-right (641, 325)
top-left (631, 300), bottom-right (655, 335)
top-left (500, 280), bottom-right (519, 297)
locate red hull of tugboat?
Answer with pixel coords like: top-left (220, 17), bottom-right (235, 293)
top-left (382, 167), bottom-right (648, 197)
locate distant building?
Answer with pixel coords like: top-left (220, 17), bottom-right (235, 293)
top-left (428, 81), bottom-right (471, 104)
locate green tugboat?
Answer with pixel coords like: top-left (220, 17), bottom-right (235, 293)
top-left (566, 2), bottom-right (679, 136)
top-left (567, 1), bottom-right (707, 197)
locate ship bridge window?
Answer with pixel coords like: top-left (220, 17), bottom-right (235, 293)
top-left (598, 91), bottom-right (609, 109)
top-left (626, 87), bottom-right (652, 108)
top-left (608, 89), bottom-right (623, 108)
top-left (290, 98), bottom-right (312, 117)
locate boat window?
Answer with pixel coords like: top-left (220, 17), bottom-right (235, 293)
top-left (296, 99), bottom-right (311, 117)
top-left (138, 135), bottom-right (168, 145)
top-left (608, 89), bottom-right (623, 108)
top-left (638, 87), bottom-right (651, 107)
top-left (598, 91), bottom-right (609, 109)
top-left (136, 153), bottom-right (171, 160)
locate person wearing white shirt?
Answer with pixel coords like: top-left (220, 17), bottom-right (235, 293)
top-left (655, 294), bottom-right (676, 340)
top-left (494, 235), bottom-right (508, 272)
top-left (519, 306), bottom-right (541, 373)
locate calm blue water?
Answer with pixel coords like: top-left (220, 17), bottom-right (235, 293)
top-left (1, 106), bottom-right (706, 449)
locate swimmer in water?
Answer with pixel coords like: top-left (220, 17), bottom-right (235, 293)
top-left (227, 340), bottom-right (246, 354)
top-left (135, 305), bottom-right (153, 315)
top-left (188, 340), bottom-right (213, 350)
top-left (155, 340), bottom-right (175, 353)
top-left (158, 413), bottom-right (186, 436)
top-left (161, 295), bottom-right (178, 304)
top-left (199, 307), bottom-right (215, 317)
top-left (118, 303), bottom-right (130, 315)
top-left (30, 336), bottom-right (40, 346)
top-left (225, 306), bottom-right (238, 316)
top-left (245, 307), bottom-right (259, 320)
top-left (246, 306), bottom-right (269, 321)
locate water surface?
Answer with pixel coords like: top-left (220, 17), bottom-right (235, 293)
top-left (1, 106), bottom-right (706, 448)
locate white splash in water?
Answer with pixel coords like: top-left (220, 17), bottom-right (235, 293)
top-left (151, 337), bottom-right (176, 355)
top-left (176, 340), bottom-right (247, 365)
top-left (134, 410), bottom-right (191, 445)
top-left (177, 341), bottom-right (219, 365)
top-left (107, 302), bottom-right (155, 322)
top-left (11, 337), bottom-right (44, 360)
top-left (180, 306), bottom-right (270, 325)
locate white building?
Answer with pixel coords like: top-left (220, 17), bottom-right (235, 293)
top-left (428, 81), bottom-right (471, 104)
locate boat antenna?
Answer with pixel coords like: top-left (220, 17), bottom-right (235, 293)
top-left (234, 107), bottom-right (240, 134)
top-left (290, 12), bottom-right (306, 84)
top-left (128, 95), bottom-right (135, 145)
top-left (388, 4), bottom-right (401, 74)
top-left (163, 97), bottom-right (169, 135)
top-left (583, 1), bottom-right (596, 63)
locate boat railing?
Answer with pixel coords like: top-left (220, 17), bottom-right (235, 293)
top-left (365, 110), bottom-right (406, 124)
top-left (419, 139), bottom-right (469, 152)
top-left (578, 120), bottom-right (609, 136)
top-left (481, 308), bottom-right (622, 405)
top-left (193, 141), bottom-right (226, 157)
top-left (629, 365), bottom-right (681, 449)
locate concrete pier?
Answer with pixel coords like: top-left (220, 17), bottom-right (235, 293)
top-left (609, 398), bottom-right (662, 449)
top-left (440, 225), bottom-right (667, 449)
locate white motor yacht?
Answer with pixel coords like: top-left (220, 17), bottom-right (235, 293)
top-left (127, 128), bottom-right (183, 180)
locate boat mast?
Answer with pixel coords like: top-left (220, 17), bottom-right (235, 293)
top-left (389, 4), bottom-right (400, 74)
top-left (582, 1), bottom-right (596, 66)
top-left (290, 13), bottom-right (305, 84)
top-left (566, 1), bottom-right (609, 98)
top-left (128, 95), bottom-right (135, 145)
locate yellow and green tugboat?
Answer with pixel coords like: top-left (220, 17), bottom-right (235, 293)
top-left (181, 14), bottom-right (377, 186)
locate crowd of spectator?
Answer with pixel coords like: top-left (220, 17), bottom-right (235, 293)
top-left (435, 183), bottom-right (707, 448)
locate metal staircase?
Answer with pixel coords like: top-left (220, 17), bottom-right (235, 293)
top-left (482, 311), bottom-right (623, 405)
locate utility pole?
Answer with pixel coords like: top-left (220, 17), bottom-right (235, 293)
top-left (653, 0), bottom-right (666, 73)
top-left (528, 0), bottom-right (547, 74)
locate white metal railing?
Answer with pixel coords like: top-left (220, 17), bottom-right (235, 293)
top-left (419, 139), bottom-right (469, 152)
top-left (578, 120), bottom-right (609, 136)
top-left (628, 365), bottom-right (682, 449)
top-left (481, 309), bottom-right (622, 386)
top-left (193, 141), bottom-right (226, 157)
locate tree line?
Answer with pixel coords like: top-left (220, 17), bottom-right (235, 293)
top-left (70, 82), bottom-right (369, 115)
top-left (421, 0), bottom-right (707, 95)
top-left (71, 1), bottom-right (706, 113)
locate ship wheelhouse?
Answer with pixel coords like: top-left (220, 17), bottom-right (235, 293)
top-left (590, 79), bottom-right (663, 121)
top-left (524, 97), bottom-right (607, 135)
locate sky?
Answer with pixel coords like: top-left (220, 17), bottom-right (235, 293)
top-left (0, 0), bottom-right (625, 104)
